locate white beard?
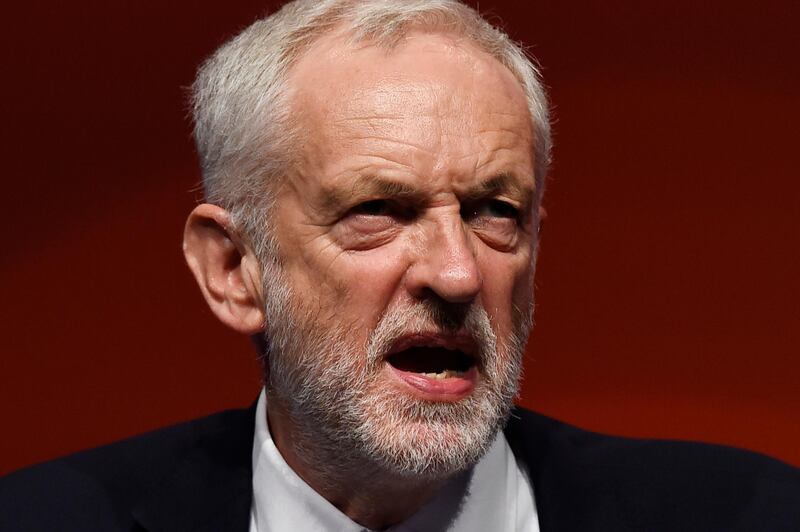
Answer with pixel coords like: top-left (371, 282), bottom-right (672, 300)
top-left (261, 262), bottom-right (531, 482)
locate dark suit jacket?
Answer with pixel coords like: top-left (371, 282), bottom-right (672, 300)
top-left (2, 404), bottom-right (799, 531)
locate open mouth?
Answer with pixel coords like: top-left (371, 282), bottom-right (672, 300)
top-left (384, 335), bottom-right (479, 398)
top-left (387, 346), bottom-right (476, 379)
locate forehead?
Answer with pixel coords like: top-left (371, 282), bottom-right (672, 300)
top-left (287, 31), bottom-right (534, 178)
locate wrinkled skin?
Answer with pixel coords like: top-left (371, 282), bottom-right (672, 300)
top-left (260, 31), bottom-right (540, 528)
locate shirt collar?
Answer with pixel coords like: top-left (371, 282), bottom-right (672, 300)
top-left (250, 389), bottom-right (529, 532)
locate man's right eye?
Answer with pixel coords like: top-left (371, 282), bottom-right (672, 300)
top-left (335, 199), bottom-right (405, 249)
top-left (351, 199), bottom-right (391, 216)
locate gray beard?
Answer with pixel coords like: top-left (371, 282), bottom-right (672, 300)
top-left (260, 262), bottom-right (531, 486)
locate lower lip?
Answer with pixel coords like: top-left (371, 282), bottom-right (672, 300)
top-left (387, 365), bottom-right (477, 400)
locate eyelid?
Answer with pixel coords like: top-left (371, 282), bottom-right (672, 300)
top-left (493, 195), bottom-right (524, 210)
top-left (346, 197), bottom-right (417, 220)
top-left (349, 199), bottom-right (389, 215)
top-left (461, 197), bottom-right (521, 218)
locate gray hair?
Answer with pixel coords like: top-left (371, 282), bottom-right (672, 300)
top-left (191, 0), bottom-right (551, 259)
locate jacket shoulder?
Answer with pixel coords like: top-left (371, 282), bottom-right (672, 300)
top-left (0, 407), bottom-right (254, 531)
top-left (505, 406), bottom-right (800, 531)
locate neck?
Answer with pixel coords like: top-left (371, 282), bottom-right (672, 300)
top-left (266, 395), bottom-right (450, 529)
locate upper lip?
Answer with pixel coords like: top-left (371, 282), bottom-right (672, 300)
top-left (386, 332), bottom-right (478, 359)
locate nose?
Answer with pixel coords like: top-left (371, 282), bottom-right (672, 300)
top-left (405, 217), bottom-right (482, 304)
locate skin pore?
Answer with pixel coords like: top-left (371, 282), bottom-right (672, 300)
top-left (185, 28), bottom-right (540, 530)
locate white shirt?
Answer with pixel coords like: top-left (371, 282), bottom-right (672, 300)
top-left (249, 390), bottom-right (540, 531)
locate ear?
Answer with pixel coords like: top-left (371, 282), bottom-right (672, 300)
top-left (183, 204), bottom-right (265, 335)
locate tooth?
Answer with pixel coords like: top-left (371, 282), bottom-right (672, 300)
top-left (418, 370), bottom-right (460, 379)
top-left (417, 369), bottom-right (470, 379)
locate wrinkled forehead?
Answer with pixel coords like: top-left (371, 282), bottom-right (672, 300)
top-left (287, 30), bottom-right (534, 155)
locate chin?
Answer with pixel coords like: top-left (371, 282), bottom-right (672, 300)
top-left (352, 379), bottom-right (515, 478)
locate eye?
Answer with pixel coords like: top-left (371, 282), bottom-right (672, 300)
top-left (462, 199), bottom-right (520, 221)
top-left (347, 199), bottom-right (416, 222)
top-left (350, 199), bottom-right (391, 216)
top-left (336, 198), bottom-right (405, 250)
top-left (484, 199), bottom-right (519, 219)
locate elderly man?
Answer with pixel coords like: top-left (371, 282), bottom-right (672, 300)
top-left (2, 0), bottom-right (798, 530)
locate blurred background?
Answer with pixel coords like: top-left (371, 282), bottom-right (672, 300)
top-left (2, 0), bottom-right (798, 475)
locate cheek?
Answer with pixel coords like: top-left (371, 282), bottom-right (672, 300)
top-left (478, 250), bottom-right (534, 341)
top-left (339, 248), bottom-right (409, 308)
top-left (297, 241), bottom-right (411, 332)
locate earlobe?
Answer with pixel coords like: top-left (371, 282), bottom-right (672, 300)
top-left (183, 204), bottom-right (265, 334)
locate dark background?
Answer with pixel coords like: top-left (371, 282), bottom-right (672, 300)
top-left (2, 1), bottom-right (798, 475)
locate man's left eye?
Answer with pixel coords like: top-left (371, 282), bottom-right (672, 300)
top-left (463, 199), bottom-right (519, 220)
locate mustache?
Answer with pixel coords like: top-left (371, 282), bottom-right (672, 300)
top-left (366, 300), bottom-right (496, 366)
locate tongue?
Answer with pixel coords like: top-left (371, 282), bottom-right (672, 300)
top-left (388, 346), bottom-right (472, 373)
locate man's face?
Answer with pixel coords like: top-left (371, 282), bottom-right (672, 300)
top-left (263, 32), bottom-right (538, 477)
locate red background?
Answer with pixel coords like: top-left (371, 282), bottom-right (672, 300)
top-left (2, 1), bottom-right (798, 475)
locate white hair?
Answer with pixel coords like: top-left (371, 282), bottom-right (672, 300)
top-left (192, 0), bottom-right (551, 259)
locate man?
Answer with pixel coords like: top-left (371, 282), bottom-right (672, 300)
top-left (2, 1), bottom-right (798, 530)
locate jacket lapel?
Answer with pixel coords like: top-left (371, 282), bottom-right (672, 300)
top-left (131, 404), bottom-right (256, 532)
top-left (504, 406), bottom-right (586, 532)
